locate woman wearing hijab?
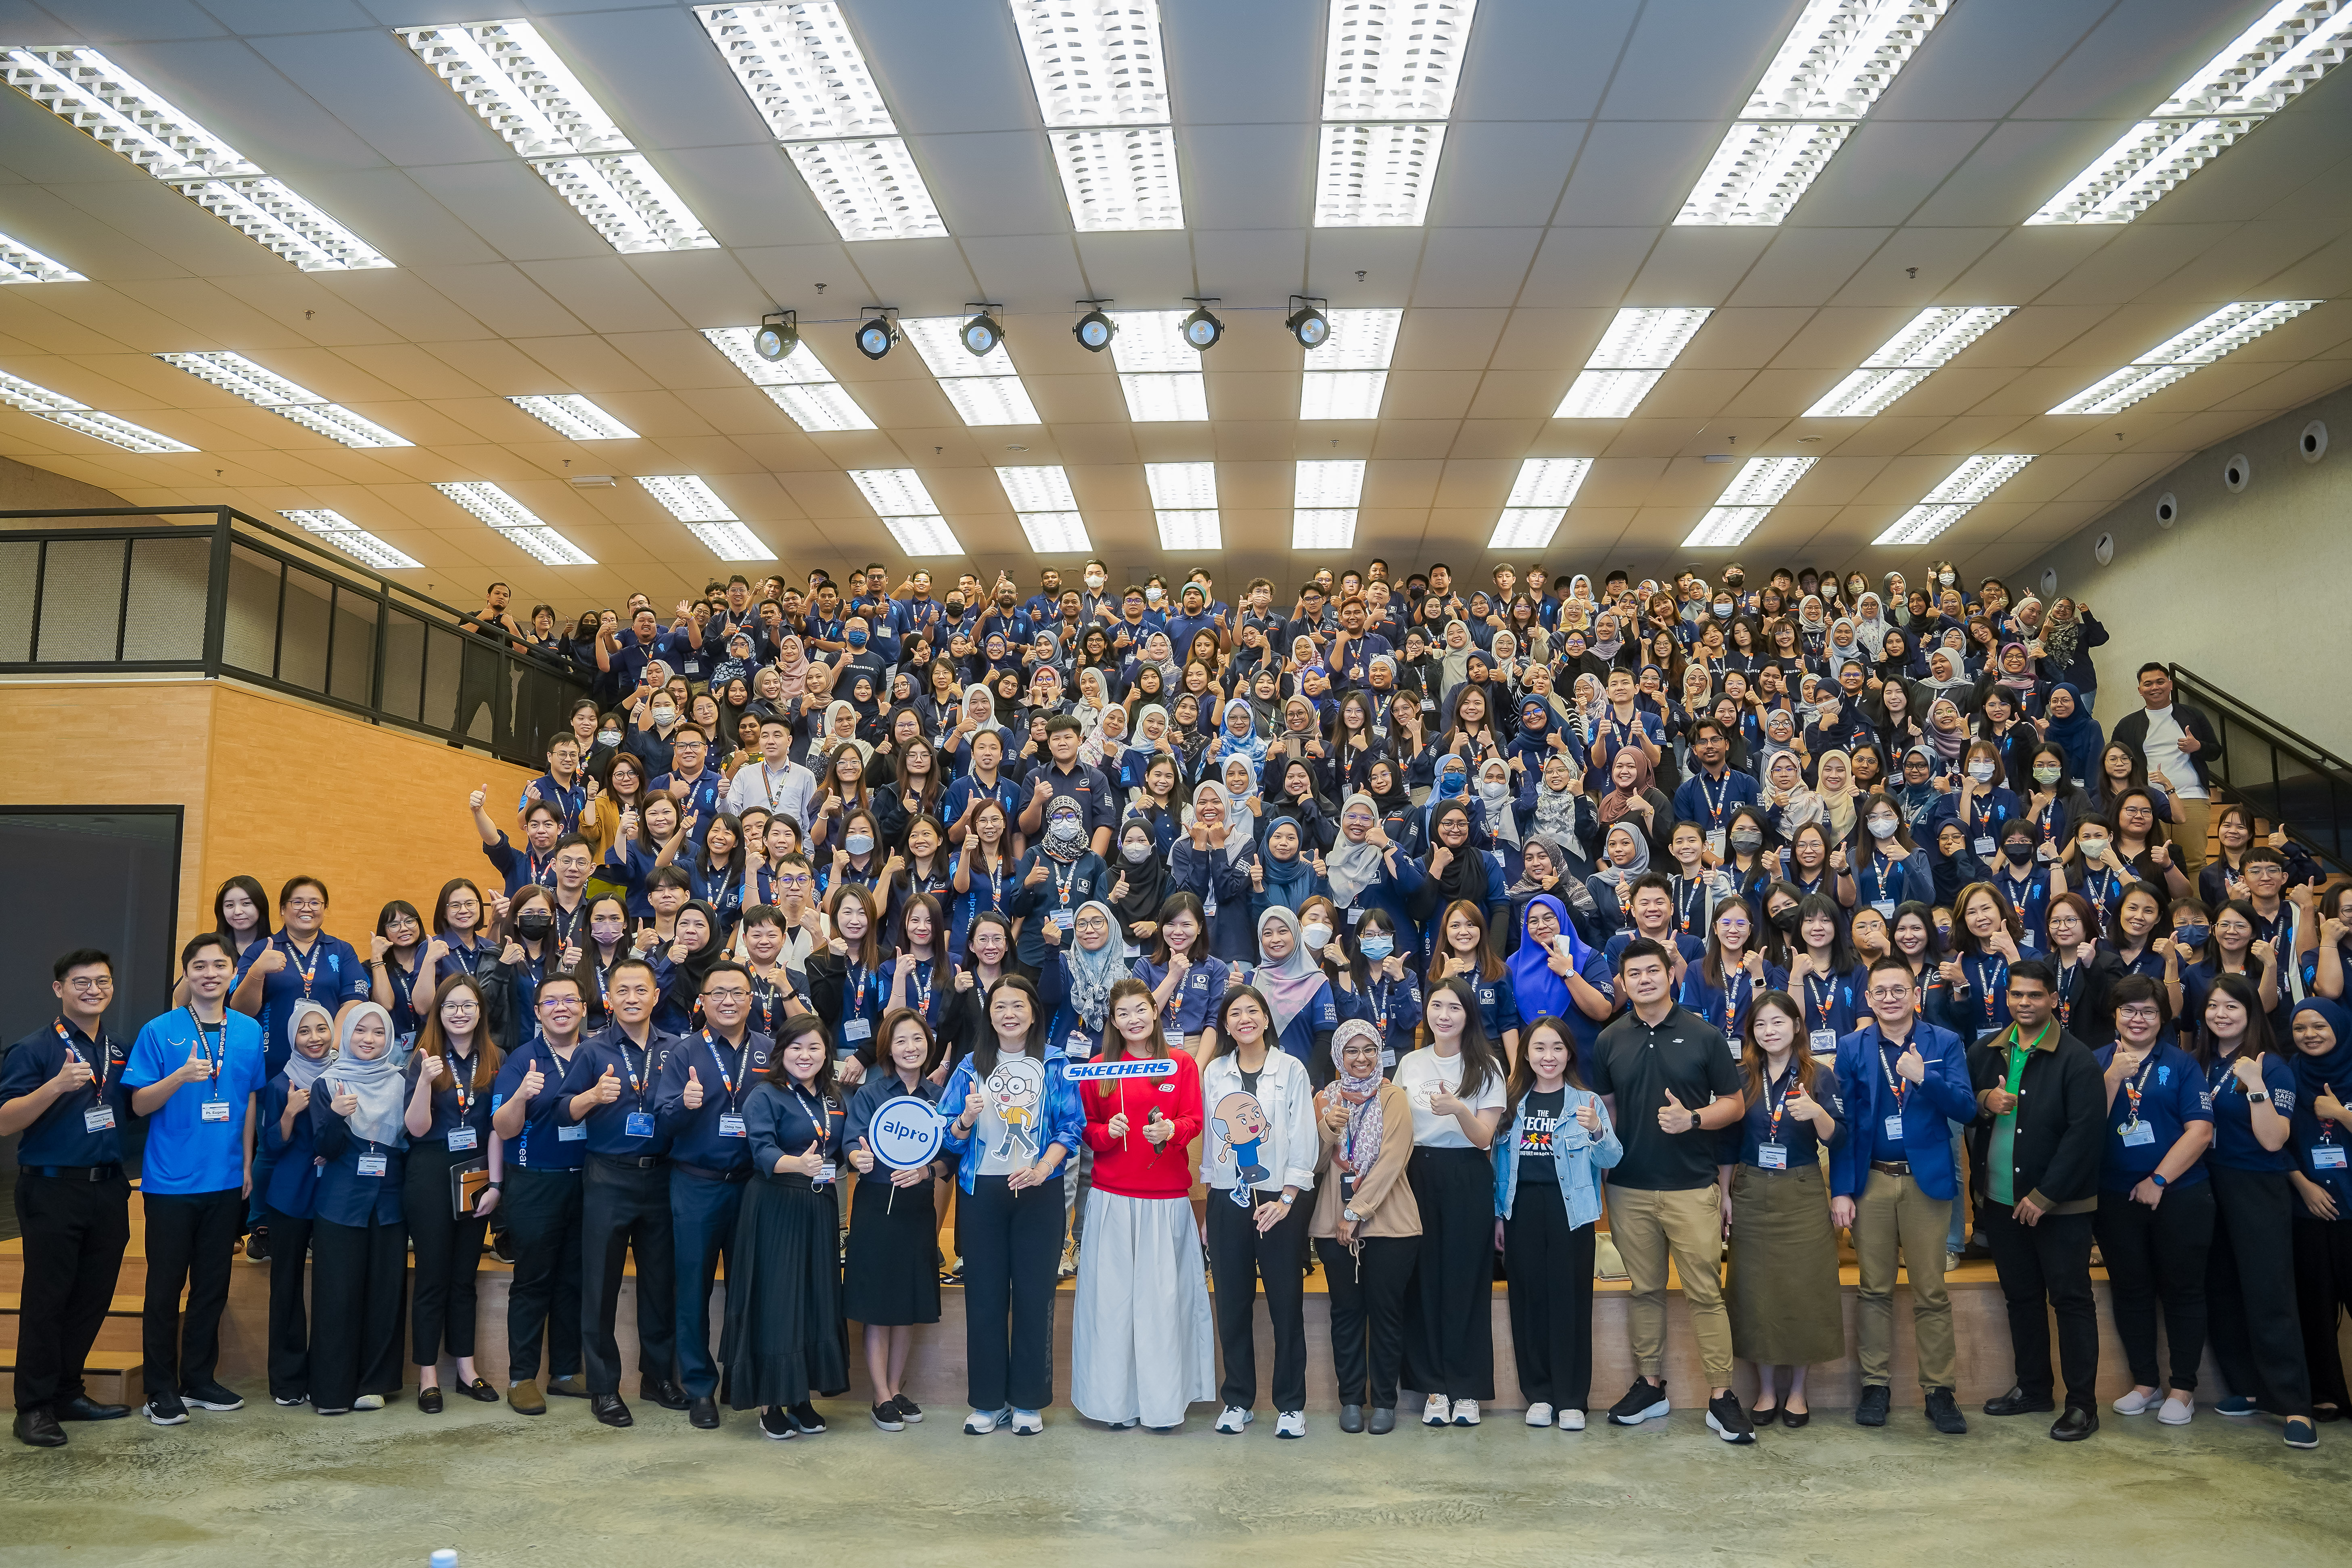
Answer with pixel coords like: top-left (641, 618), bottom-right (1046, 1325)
top-left (1583, 820), bottom-right (1652, 939)
top-left (1250, 906), bottom-right (1343, 1081)
top-left (1105, 817), bottom-right (1171, 949)
top-left (1984, 643), bottom-right (2047, 719)
top-left (1209, 697), bottom-right (1268, 779)
top-left (1041, 900), bottom-right (1128, 1064)
top-left (1436, 619), bottom-right (1476, 702)
top-left (2039, 683), bottom-right (2104, 789)
top-left (1507, 894), bottom-right (1605, 1035)
top-left (1317, 792), bottom-right (1424, 949)
top-left (1852, 594), bottom-right (1892, 663)
top-left (2035, 597), bottom-right (2108, 707)
top-left (2288, 997), bottom-right (2352, 1425)
top-left (1411, 800), bottom-right (1506, 958)
top-left (1923, 698), bottom-right (1969, 779)
top-left (308, 1003), bottom-right (410, 1415)
top-left (260, 1000), bottom-right (337, 1407)
top-left (1248, 816), bottom-right (1321, 927)
top-left (1596, 744), bottom-right (1671, 859)
top-left (1311, 1020), bottom-right (1421, 1433)
top-left (1172, 777), bottom-right (1259, 962)
top-left (1519, 752), bottom-right (1596, 881)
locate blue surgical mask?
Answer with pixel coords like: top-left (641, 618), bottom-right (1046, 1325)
top-left (1359, 932), bottom-right (1394, 961)
top-left (847, 628), bottom-right (868, 647)
top-left (1436, 771), bottom-right (1466, 799)
top-left (2173, 923), bottom-right (2210, 949)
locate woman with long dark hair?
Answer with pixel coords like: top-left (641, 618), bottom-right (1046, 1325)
top-left (400, 976), bottom-right (504, 1412)
top-left (1398, 976), bottom-right (1505, 1427)
top-left (843, 1008), bottom-right (945, 1432)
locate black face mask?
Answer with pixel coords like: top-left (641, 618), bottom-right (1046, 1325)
top-left (516, 912), bottom-right (554, 939)
top-left (2003, 842), bottom-right (2036, 866)
top-left (1771, 908), bottom-right (1804, 935)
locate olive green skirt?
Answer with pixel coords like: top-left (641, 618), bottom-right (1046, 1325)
top-left (1723, 1162), bottom-right (1846, 1367)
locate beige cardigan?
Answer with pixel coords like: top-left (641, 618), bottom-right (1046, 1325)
top-left (1309, 1081), bottom-right (1421, 1240)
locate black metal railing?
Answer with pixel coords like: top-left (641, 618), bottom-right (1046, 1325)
top-left (0, 506), bottom-right (592, 767)
top-left (2170, 664), bottom-right (2352, 872)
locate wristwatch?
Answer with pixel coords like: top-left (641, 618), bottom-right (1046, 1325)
top-left (1342, 1208), bottom-right (1361, 1223)
top-left (1688, 1109), bottom-right (1702, 1131)
top-left (2151, 1172), bottom-right (2169, 1189)
top-left (2247, 1090), bottom-right (2270, 1104)
top-left (1278, 1193), bottom-right (1295, 1205)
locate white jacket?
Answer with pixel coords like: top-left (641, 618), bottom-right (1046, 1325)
top-left (1198, 1049), bottom-right (1318, 1196)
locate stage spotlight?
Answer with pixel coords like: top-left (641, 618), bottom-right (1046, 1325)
top-left (854, 309), bottom-right (898, 361)
top-left (1286, 298), bottom-right (1329, 349)
top-left (753, 310), bottom-right (797, 362)
top-left (960, 307), bottom-right (1003, 357)
top-left (1073, 303), bottom-right (1116, 353)
top-left (1182, 300), bottom-right (1224, 352)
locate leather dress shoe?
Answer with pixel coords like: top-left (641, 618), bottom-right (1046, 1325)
top-left (2051, 1405), bottom-right (2098, 1442)
top-left (56, 1395), bottom-right (129, 1422)
top-left (1338, 1403), bottom-right (1364, 1434)
top-left (645, 1379), bottom-right (691, 1411)
top-left (591, 1393), bottom-right (633, 1428)
top-left (1366, 1406), bottom-right (1396, 1435)
top-left (417, 1387), bottom-right (444, 1415)
top-left (689, 1396), bottom-right (721, 1430)
top-left (14, 1408), bottom-right (67, 1448)
top-left (456, 1378), bottom-right (500, 1403)
top-left (1983, 1386), bottom-right (2056, 1418)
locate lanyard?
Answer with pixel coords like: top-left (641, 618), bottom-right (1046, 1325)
top-left (385, 950), bottom-right (420, 1021)
top-left (1053, 860), bottom-right (1077, 908)
top-left (1969, 953), bottom-right (2008, 1022)
top-left (2120, 1050), bottom-right (2157, 1127)
top-left (2054, 959), bottom-right (2079, 1027)
top-left (448, 1052), bottom-right (475, 1120)
top-left (703, 1029), bottom-right (752, 1110)
top-left (1673, 877), bottom-right (1705, 934)
top-left (2206, 1054), bottom-right (2241, 1102)
top-left (613, 1038), bottom-right (652, 1108)
top-left (284, 936), bottom-right (323, 999)
top-left (550, 900), bottom-right (586, 954)
top-left (1876, 1032), bottom-right (1910, 1107)
top-left (1694, 769), bottom-right (1730, 826)
top-left (1723, 972), bottom-right (1752, 1034)
top-left (846, 963), bottom-right (878, 1019)
top-left (188, 1008), bottom-right (224, 1097)
top-left (56, 1020), bottom-right (113, 1101)
top-left (1764, 1063), bottom-right (1795, 1141)
top-left (789, 1083), bottom-right (831, 1156)
top-left (1999, 867), bottom-right (2038, 914)
top-left (751, 972), bottom-right (785, 1035)
top-left (1803, 970), bottom-right (1837, 1029)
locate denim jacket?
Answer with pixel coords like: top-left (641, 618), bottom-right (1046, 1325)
top-left (1492, 1086), bottom-right (1621, 1229)
top-left (938, 1046), bottom-right (1087, 1196)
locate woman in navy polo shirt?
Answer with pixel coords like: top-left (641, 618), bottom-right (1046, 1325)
top-left (308, 1003), bottom-right (410, 1416)
top-left (401, 978), bottom-right (504, 1414)
top-left (1133, 893), bottom-right (1229, 1064)
top-left (2287, 998), bottom-right (2352, 1432)
top-left (259, 1001), bottom-right (335, 1408)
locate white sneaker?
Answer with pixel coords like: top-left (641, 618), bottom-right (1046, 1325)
top-left (2113, 1387), bottom-right (2157, 1416)
top-left (1274, 1409), bottom-right (1305, 1439)
top-left (1525, 1401), bottom-right (1555, 1428)
top-left (352, 1395), bottom-right (385, 1411)
top-left (1214, 1405), bottom-right (1252, 1434)
top-left (2158, 1393), bottom-right (2194, 1426)
top-left (1558, 1408), bottom-right (1586, 1431)
top-left (1422, 1392), bottom-right (1449, 1427)
top-left (1450, 1399), bottom-right (1480, 1427)
top-left (964, 1406), bottom-right (1010, 1435)
top-left (1010, 1408), bottom-right (1045, 1435)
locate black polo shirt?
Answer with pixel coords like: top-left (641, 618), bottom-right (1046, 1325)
top-left (1590, 1003), bottom-right (1741, 1191)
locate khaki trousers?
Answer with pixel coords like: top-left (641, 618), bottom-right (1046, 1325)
top-left (1854, 1169), bottom-right (1956, 1390)
top-left (1612, 1184), bottom-right (1733, 1388)
top-left (2168, 796), bottom-right (2211, 873)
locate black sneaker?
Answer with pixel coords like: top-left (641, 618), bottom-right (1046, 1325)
top-left (146, 1393), bottom-right (189, 1427)
top-left (1854, 1385), bottom-right (1892, 1428)
top-left (489, 1229), bottom-right (518, 1265)
top-left (1705, 1390), bottom-right (1755, 1444)
top-left (890, 1394), bottom-right (924, 1424)
top-left (181, 1382), bottom-right (244, 1412)
top-left (787, 1401), bottom-right (827, 1434)
top-left (1925, 1386), bottom-right (1968, 1435)
top-left (243, 1227), bottom-right (270, 1264)
top-left (871, 1401), bottom-right (905, 1432)
top-left (759, 1406), bottom-right (796, 1441)
top-left (1607, 1378), bottom-right (1670, 1426)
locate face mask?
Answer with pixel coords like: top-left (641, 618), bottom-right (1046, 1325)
top-left (1968, 760), bottom-right (1997, 782)
top-left (1436, 772), bottom-right (1466, 799)
top-left (1771, 908), bottom-right (1804, 935)
top-left (1121, 841), bottom-right (1151, 864)
top-left (651, 706), bottom-right (676, 726)
top-left (2078, 837), bottom-right (2109, 859)
top-left (597, 730), bottom-right (620, 747)
top-left (1938, 571), bottom-right (1956, 587)
top-left (1478, 780), bottom-right (1509, 803)
top-left (1725, 574), bottom-right (1743, 590)
top-left (1145, 587), bottom-right (1164, 604)
top-left (2031, 763), bottom-right (2063, 786)
top-left (1866, 815), bottom-right (1899, 840)
top-left (844, 833), bottom-right (874, 856)
top-left (1301, 924), bottom-right (1333, 951)
top-left (847, 628), bottom-right (868, 647)
top-left (1730, 828), bottom-right (1764, 853)
top-left (1714, 601), bottom-right (1732, 617)
top-left (946, 599), bottom-right (966, 617)
top-left (1085, 573), bottom-right (1105, 590)
top-left (516, 912), bottom-right (554, 939)
top-left (2003, 841), bottom-right (2035, 866)
top-left (2174, 924), bottom-right (2210, 948)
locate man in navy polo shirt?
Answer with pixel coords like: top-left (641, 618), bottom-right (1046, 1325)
top-left (2, 949), bottom-right (137, 1446)
top-left (1018, 715), bottom-right (1114, 858)
top-left (490, 977), bottom-right (592, 1415)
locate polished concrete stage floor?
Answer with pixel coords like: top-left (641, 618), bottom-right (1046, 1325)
top-left (3, 1391), bottom-right (2343, 1567)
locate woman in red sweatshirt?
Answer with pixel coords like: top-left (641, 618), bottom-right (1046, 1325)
top-left (1070, 976), bottom-right (1212, 1430)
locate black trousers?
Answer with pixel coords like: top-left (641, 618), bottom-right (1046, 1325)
top-left (11, 1172), bottom-right (129, 1411)
top-left (581, 1157), bottom-right (676, 1396)
top-left (1403, 1147), bottom-right (1497, 1402)
top-left (1315, 1234), bottom-right (1414, 1411)
top-left (1984, 1205), bottom-right (2098, 1408)
top-left (1206, 1186), bottom-right (1311, 1412)
top-left (1504, 1183), bottom-right (1597, 1411)
top-left (2205, 1166), bottom-right (2312, 1415)
top-left (504, 1166), bottom-right (583, 1386)
top-left (2095, 1181), bottom-right (2214, 1390)
top-left (2291, 1212), bottom-right (2352, 1411)
top-left (262, 1207), bottom-right (315, 1403)
top-left (309, 1215), bottom-right (408, 1411)
top-left (959, 1173), bottom-right (1064, 1413)
top-left (140, 1188), bottom-right (242, 1401)
top-left (404, 1141), bottom-right (489, 1365)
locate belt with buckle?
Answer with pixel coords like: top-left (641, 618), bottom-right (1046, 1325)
top-left (1871, 1159), bottom-right (1912, 1177)
top-left (592, 1152), bottom-right (666, 1172)
top-left (32, 1163), bottom-right (125, 1182)
top-left (674, 1160), bottom-right (752, 1184)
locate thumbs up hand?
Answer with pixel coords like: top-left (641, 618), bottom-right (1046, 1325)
top-left (1657, 1087), bottom-right (1693, 1135)
top-left (331, 1081), bottom-right (359, 1116)
top-left (1896, 1041), bottom-right (1926, 1085)
top-left (849, 1135), bottom-right (875, 1175)
top-left (683, 1066), bottom-right (704, 1109)
top-left (593, 1066), bottom-right (622, 1105)
top-left (517, 1063), bottom-right (546, 1102)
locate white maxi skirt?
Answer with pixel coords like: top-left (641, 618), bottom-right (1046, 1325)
top-left (1070, 1190), bottom-right (1216, 1428)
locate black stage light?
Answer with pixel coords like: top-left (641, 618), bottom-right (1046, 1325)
top-left (1286, 298), bottom-right (1329, 349)
top-left (854, 308), bottom-right (897, 361)
top-left (1181, 300), bottom-right (1224, 351)
top-left (1073, 304), bottom-right (1116, 352)
top-left (753, 309), bottom-right (797, 361)
top-left (960, 307), bottom-right (1003, 357)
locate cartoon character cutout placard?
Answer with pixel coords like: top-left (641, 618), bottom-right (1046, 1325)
top-left (985, 1055), bottom-right (1045, 1167)
top-left (1210, 1090), bottom-right (1270, 1208)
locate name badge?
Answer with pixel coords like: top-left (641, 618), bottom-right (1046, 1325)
top-left (1972, 836), bottom-right (1996, 857)
top-left (1808, 1029), bottom-right (1837, 1054)
top-left (2312, 1144), bottom-right (2348, 1169)
top-left (1379, 1046), bottom-right (1397, 1070)
top-left (1705, 829), bottom-right (1727, 859)
top-left (447, 1126), bottom-right (479, 1151)
top-left (842, 1017), bottom-right (872, 1042)
top-left (355, 1153), bottom-right (389, 1177)
top-left (1871, 899), bottom-right (1896, 920)
top-left (719, 1113), bottom-right (747, 1137)
top-left (2119, 1120), bottom-right (2156, 1148)
top-left (816, 1161), bottom-right (838, 1185)
top-left (1052, 909), bottom-right (1075, 931)
top-left (558, 1122), bottom-right (586, 1142)
top-left (625, 1110), bottom-right (656, 1139)
top-left (1167, 1032), bottom-right (1186, 1052)
top-left (1066, 1031), bottom-right (1094, 1060)
top-left (2017, 930), bottom-right (2039, 951)
top-left (1758, 1142), bottom-right (1788, 1170)
top-left (1346, 906), bottom-right (1363, 926)
top-left (1123, 941), bottom-right (1142, 959)
top-left (84, 1105), bottom-right (117, 1132)
top-left (1884, 1113), bottom-right (1905, 1141)
top-left (201, 1100), bottom-right (232, 1123)
top-left (1420, 698), bottom-right (1436, 712)
top-left (1204, 891), bottom-right (1218, 917)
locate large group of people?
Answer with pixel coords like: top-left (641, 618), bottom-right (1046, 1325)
top-left (9, 554), bottom-right (2352, 1456)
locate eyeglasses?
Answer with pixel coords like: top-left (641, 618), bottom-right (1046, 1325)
top-left (2116, 1005), bottom-right (2162, 1021)
top-left (63, 977), bottom-right (114, 993)
top-left (704, 988), bottom-right (752, 1002)
top-left (1865, 987), bottom-right (1913, 1002)
top-left (285, 898), bottom-right (325, 912)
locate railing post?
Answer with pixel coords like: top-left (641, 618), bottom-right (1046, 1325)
top-left (371, 576), bottom-right (389, 722)
top-left (202, 508), bottom-right (232, 677)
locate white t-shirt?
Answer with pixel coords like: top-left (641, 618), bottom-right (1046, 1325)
top-left (974, 1052), bottom-right (1046, 1176)
top-left (2139, 705), bottom-right (2206, 801)
top-left (1396, 1046), bottom-right (1507, 1150)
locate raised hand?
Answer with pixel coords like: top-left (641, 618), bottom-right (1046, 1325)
top-left (1024, 858), bottom-right (1050, 887)
top-left (370, 933), bottom-right (392, 963)
top-left (416, 1054), bottom-right (444, 1087)
top-left (516, 1062), bottom-right (546, 1102)
top-left (683, 1066), bottom-right (704, 1110)
top-left (592, 1066), bottom-right (623, 1106)
top-left (468, 785), bottom-right (487, 811)
top-left (50, 1053), bottom-right (94, 1093)
top-left (330, 1081), bottom-right (359, 1116)
top-left (1657, 1087), bottom-right (1693, 1135)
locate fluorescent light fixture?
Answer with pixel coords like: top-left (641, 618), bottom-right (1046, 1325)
top-left (1299, 371), bottom-right (1387, 420)
top-left (157, 351), bottom-right (410, 448)
top-left (278, 508), bottom-right (421, 570)
top-left (997, 464), bottom-right (1092, 553)
top-left (2047, 299), bottom-right (2320, 416)
top-left (0, 368), bottom-right (194, 452)
top-left (435, 480), bottom-right (596, 565)
top-left (2032, 1), bottom-right (2352, 225)
top-left (1, 46), bottom-right (392, 270)
top-left (1677, 0), bottom-right (1951, 226)
top-left (1873, 453), bottom-right (2033, 546)
top-left (702, 326), bottom-right (875, 432)
top-left (1109, 310), bottom-right (1207, 421)
top-left (903, 318), bottom-right (1040, 426)
top-left (1804, 304), bottom-right (2012, 417)
top-left (1312, 0), bottom-right (1477, 226)
top-left (1118, 373), bottom-right (1208, 422)
top-left (1293, 458), bottom-right (1364, 549)
top-left (1555, 307), bottom-right (1711, 418)
top-left (510, 393), bottom-right (637, 440)
top-left (1300, 306), bottom-right (1399, 419)
top-left (1314, 120), bottom-right (1449, 226)
top-left (636, 474), bottom-right (776, 560)
top-left (0, 231), bottom-right (83, 284)
top-left (1484, 456), bottom-right (1591, 549)
top-left (694, 3), bottom-right (947, 240)
top-left (1146, 460), bottom-right (1220, 549)
top-left (1010, 0), bottom-right (1185, 231)
top-left (396, 21), bottom-right (715, 253)
top-left (1683, 455), bottom-right (1815, 547)
top-left (849, 467), bottom-right (964, 556)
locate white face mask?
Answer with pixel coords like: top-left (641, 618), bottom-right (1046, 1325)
top-left (1300, 924), bottom-right (1333, 951)
top-left (1478, 779), bottom-right (1509, 803)
top-left (651, 705), bottom-right (676, 726)
top-left (1085, 573), bottom-right (1105, 590)
top-left (1938, 571), bottom-right (1956, 586)
top-left (597, 730), bottom-right (620, 747)
top-left (1967, 760), bottom-right (1998, 783)
top-left (1867, 815), bottom-right (1899, 839)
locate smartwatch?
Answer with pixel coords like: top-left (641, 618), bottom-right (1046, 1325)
top-left (2151, 1172), bottom-right (2169, 1189)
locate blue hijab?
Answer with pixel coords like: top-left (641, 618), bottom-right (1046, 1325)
top-left (2289, 997), bottom-right (2352, 1102)
top-left (1507, 893), bottom-right (1590, 1023)
top-left (2042, 682), bottom-right (2103, 781)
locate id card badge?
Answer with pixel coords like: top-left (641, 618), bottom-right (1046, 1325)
top-left (1052, 908), bottom-right (1075, 932)
top-left (817, 1161), bottom-right (838, 1186)
top-left (1872, 899), bottom-right (1896, 920)
top-left (558, 1121), bottom-right (586, 1142)
top-left (447, 1126), bottom-right (479, 1152)
top-left (84, 1105), bottom-right (117, 1132)
top-left (1166, 1033), bottom-right (1186, 1053)
top-left (2017, 930), bottom-right (2039, 952)
top-left (1067, 1031), bottom-right (1094, 1060)
top-left (719, 1113), bottom-right (747, 1138)
top-left (625, 1110), bottom-right (656, 1139)
top-left (2312, 1144), bottom-right (2348, 1169)
top-left (1973, 835), bottom-right (1996, 857)
top-left (1346, 906), bottom-right (1363, 926)
top-left (1758, 1142), bottom-right (1788, 1170)
top-left (1884, 1113), bottom-right (1905, 1142)
top-left (1123, 942), bottom-right (1142, 960)
top-left (1809, 1029), bottom-right (1837, 1054)
top-left (1420, 698), bottom-right (1437, 713)
top-left (2120, 1120), bottom-right (2156, 1147)
top-left (355, 1153), bottom-right (389, 1177)
top-left (1203, 890), bottom-right (1218, 917)
top-left (842, 1016), bottom-right (872, 1043)
top-left (1706, 829), bottom-right (1727, 859)
top-left (201, 1099), bottom-right (232, 1123)
top-left (1379, 1046), bottom-right (1397, 1070)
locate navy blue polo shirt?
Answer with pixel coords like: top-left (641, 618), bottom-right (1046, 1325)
top-left (1131, 955), bottom-right (1231, 1048)
top-left (2093, 1041), bottom-right (2212, 1192)
top-left (236, 932), bottom-right (368, 1075)
top-left (260, 1074), bottom-right (322, 1217)
top-left (2204, 1049), bottom-right (2297, 1173)
top-left (2, 1020), bottom-right (132, 1168)
top-left (482, 831), bottom-right (558, 899)
top-left (309, 1093), bottom-right (405, 1227)
top-left (557, 1026), bottom-right (683, 1157)
top-left (655, 1027), bottom-right (772, 1172)
top-left (1719, 1061), bottom-right (1846, 1169)
top-left (494, 1037), bottom-right (587, 1170)
top-left (403, 1047), bottom-right (500, 1149)
top-left (1032, 759), bottom-right (1115, 840)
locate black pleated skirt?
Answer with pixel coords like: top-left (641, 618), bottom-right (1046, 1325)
top-left (843, 1176), bottom-right (941, 1327)
top-left (720, 1173), bottom-right (851, 1409)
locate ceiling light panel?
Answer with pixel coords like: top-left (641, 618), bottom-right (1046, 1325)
top-left (1484, 456), bottom-right (1590, 550)
top-left (435, 480), bottom-right (596, 565)
top-left (1676, 0), bottom-right (1951, 226)
top-left (903, 318), bottom-right (1041, 425)
top-left (694, 4), bottom-right (947, 240)
top-left (1146, 460), bottom-right (1220, 549)
top-left (2, 47), bottom-right (393, 270)
top-left (1299, 371), bottom-right (1387, 420)
top-left (0, 368), bottom-right (194, 452)
top-left (1803, 304), bottom-right (2013, 417)
top-left (1873, 453), bottom-right (2034, 546)
top-left (636, 474), bottom-right (776, 560)
top-left (1293, 459), bottom-right (1365, 550)
top-left (1683, 455), bottom-right (1816, 548)
top-left (1011, 0), bottom-right (1185, 231)
top-left (157, 351), bottom-right (410, 447)
top-left (1554, 307), bottom-right (1712, 419)
top-left (1313, 119), bottom-right (1448, 226)
top-left (1106, 310), bottom-right (1207, 416)
top-left (1299, 307), bottom-right (1402, 420)
top-left (1312, 0), bottom-right (1479, 227)
top-left (511, 393), bottom-right (637, 440)
top-left (702, 326), bottom-right (876, 432)
top-left (2047, 299), bottom-right (2319, 415)
top-left (850, 466), bottom-right (965, 556)
top-left (397, 21), bottom-right (715, 253)
top-left (2032, 1), bottom-right (2352, 224)
top-left (278, 508), bottom-right (422, 571)
top-left (0, 232), bottom-right (82, 284)
top-left (998, 463), bottom-right (1092, 553)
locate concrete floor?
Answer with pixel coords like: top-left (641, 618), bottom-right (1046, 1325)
top-left (3, 1392), bottom-right (2344, 1567)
